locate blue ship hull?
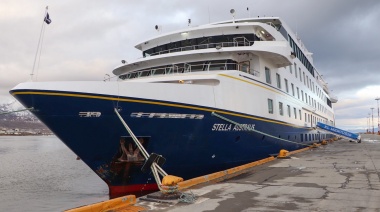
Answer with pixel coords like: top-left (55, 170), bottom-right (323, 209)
top-left (11, 89), bottom-right (330, 197)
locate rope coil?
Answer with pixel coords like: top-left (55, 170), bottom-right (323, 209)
top-left (178, 191), bottom-right (197, 203)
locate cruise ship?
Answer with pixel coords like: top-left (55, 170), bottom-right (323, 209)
top-left (10, 17), bottom-right (337, 197)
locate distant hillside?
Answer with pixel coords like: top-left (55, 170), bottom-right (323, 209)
top-left (0, 103), bottom-right (51, 133)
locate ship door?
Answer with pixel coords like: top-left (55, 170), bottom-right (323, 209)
top-left (239, 61), bottom-right (250, 73)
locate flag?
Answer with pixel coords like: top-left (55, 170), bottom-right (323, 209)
top-left (44, 13), bottom-right (51, 24)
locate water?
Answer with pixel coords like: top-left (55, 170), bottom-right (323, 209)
top-left (0, 136), bottom-right (109, 211)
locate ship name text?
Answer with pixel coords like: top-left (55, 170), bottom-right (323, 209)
top-left (212, 123), bottom-right (255, 131)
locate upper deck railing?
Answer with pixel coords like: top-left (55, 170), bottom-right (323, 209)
top-left (119, 61), bottom-right (260, 80)
top-left (145, 37), bottom-right (254, 57)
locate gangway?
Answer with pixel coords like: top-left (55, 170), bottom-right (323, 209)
top-left (316, 122), bottom-right (361, 142)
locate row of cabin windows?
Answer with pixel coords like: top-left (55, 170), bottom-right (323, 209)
top-left (267, 99), bottom-right (302, 120)
top-left (268, 98), bottom-right (328, 124)
top-left (289, 64), bottom-right (331, 112)
top-left (266, 65), bottom-right (330, 114)
top-left (301, 133), bottom-right (331, 142)
top-left (289, 62), bottom-right (331, 108)
top-left (264, 133), bottom-right (332, 142)
top-left (288, 35), bottom-right (314, 76)
top-left (267, 133), bottom-right (332, 142)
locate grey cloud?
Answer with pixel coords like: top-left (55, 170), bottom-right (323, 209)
top-left (1, 0), bottom-right (379, 130)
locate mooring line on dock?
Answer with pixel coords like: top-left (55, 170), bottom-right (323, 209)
top-left (211, 111), bottom-right (312, 147)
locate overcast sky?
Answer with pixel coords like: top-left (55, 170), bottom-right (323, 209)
top-left (1, 0), bottom-right (380, 130)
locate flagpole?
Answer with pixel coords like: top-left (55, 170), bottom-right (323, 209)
top-left (30, 6), bottom-right (48, 81)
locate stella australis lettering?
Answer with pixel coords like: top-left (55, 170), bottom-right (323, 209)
top-left (211, 123), bottom-right (255, 131)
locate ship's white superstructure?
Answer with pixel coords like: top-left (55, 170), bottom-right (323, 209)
top-left (112, 17), bottom-right (336, 130)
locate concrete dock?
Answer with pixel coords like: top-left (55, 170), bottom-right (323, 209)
top-left (135, 134), bottom-right (380, 211)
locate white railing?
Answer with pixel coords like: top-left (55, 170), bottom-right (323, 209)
top-left (145, 40), bottom-right (255, 57)
top-left (249, 69), bottom-right (260, 77)
top-left (119, 62), bottom-right (260, 80)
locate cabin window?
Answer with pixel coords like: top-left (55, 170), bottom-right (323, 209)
top-left (299, 110), bottom-right (302, 120)
top-left (287, 105), bottom-right (291, 117)
top-left (291, 83), bottom-right (295, 96)
top-left (296, 87), bottom-right (300, 99)
top-left (265, 67), bottom-right (271, 84)
top-left (285, 79), bottom-right (289, 93)
top-left (279, 102), bottom-right (284, 116)
top-left (276, 73), bottom-right (281, 89)
top-left (299, 68), bottom-right (302, 82)
top-left (310, 79), bottom-right (312, 90)
top-left (268, 99), bottom-right (274, 114)
top-left (289, 65), bottom-right (293, 74)
top-left (303, 72), bottom-right (306, 85)
top-left (294, 107), bottom-right (297, 119)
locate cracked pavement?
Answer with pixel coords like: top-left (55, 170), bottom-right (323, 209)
top-left (136, 134), bottom-right (380, 211)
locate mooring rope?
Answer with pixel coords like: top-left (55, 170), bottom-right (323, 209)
top-left (211, 111), bottom-right (312, 147)
top-left (114, 108), bottom-right (180, 194)
top-left (0, 108), bottom-right (34, 115)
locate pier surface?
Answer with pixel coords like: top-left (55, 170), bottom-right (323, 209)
top-left (136, 134), bottom-right (380, 211)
